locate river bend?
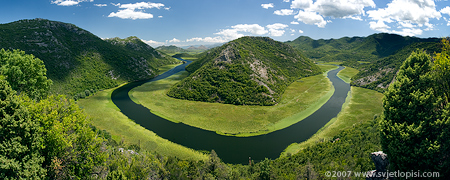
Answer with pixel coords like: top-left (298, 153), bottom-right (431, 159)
top-left (111, 60), bottom-right (350, 164)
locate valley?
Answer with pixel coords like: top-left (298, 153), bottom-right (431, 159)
top-left (1, 17), bottom-right (449, 179)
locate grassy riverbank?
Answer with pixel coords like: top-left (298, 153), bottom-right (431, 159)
top-left (130, 65), bottom-right (337, 136)
top-left (77, 65), bottom-right (208, 161)
top-left (281, 67), bottom-right (383, 156)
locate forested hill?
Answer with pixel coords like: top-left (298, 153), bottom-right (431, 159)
top-left (167, 36), bottom-right (321, 106)
top-left (351, 41), bottom-right (441, 91)
top-left (286, 33), bottom-right (439, 63)
top-left (0, 18), bottom-right (177, 97)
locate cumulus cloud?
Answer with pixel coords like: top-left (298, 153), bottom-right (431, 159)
top-left (266, 23), bottom-right (289, 36)
top-left (231, 24), bottom-right (269, 35)
top-left (168, 38), bottom-right (181, 43)
top-left (108, 2), bottom-right (167, 20)
top-left (51, 0), bottom-right (92, 6)
top-left (109, 9), bottom-right (154, 19)
top-left (311, 0), bottom-right (375, 18)
top-left (290, 21), bottom-right (300, 24)
top-left (441, 6), bottom-right (450, 16)
top-left (261, 3), bottom-right (274, 9)
top-left (289, 0), bottom-right (375, 27)
top-left (299, 30), bottom-right (304, 33)
top-left (291, 0), bottom-right (312, 9)
top-left (274, 9), bottom-right (296, 16)
top-left (442, 7), bottom-right (450, 26)
top-left (294, 10), bottom-right (327, 28)
top-left (142, 39), bottom-right (166, 47)
top-left (367, 0), bottom-right (442, 36)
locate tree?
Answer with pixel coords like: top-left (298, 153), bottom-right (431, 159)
top-left (434, 38), bottom-right (450, 104)
top-left (24, 95), bottom-right (106, 179)
top-left (0, 79), bottom-right (46, 179)
top-left (0, 49), bottom-right (52, 100)
top-left (380, 49), bottom-right (450, 177)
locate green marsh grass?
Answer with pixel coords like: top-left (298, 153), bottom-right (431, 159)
top-left (280, 67), bottom-right (383, 156)
top-left (77, 65), bottom-right (208, 161)
top-left (130, 65), bottom-right (337, 136)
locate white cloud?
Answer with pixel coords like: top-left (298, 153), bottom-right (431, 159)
top-left (94, 4), bottom-right (107, 7)
top-left (391, 28), bottom-right (423, 37)
top-left (231, 24), bottom-right (269, 35)
top-left (274, 9), bottom-right (295, 16)
top-left (108, 2), bottom-right (167, 20)
top-left (290, 21), bottom-right (300, 25)
top-left (158, 16), bottom-right (163, 18)
top-left (311, 0), bottom-right (375, 18)
top-left (266, 23), bottom-right (288, 36)
top-left (344, 15), bottom-right (363, 21)
top-left (283, 0), bottom-right (290, 2)
top-left (51, 0), bottom-right (92, 6)
top-left (118, 2), bottom-right (165, 10)
top-left (169, 38), bottom-right (181, 43)
top-left (369, 21), bottom-right (390, 32)
top-left (291, 0), bottom-right (313, 9)
top-left (294, 10), bottom-right (327, 28)
top-left (215, 29), bottom-right (245, 40)
top-left (289, 0), bottom-right (374, 27)
top-left (299, 30), bottom-right (304, 33)
top-left (142, 39), bottom-right (165, 47)
top-left (441, 6), bottom-right (450, 16)
top-left (266, 23), bottom-right (289, 30)
top-left (109, 9), bottom-right (154, 20)
top-left (261, 3), bottom-right (274, 9)
top-left (367, 0), bottom-right (442, 36)
top-left (368, 0), bottom-right (441, 25)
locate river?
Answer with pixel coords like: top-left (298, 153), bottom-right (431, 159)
top-left (111, 59), bottom-right (350, 164)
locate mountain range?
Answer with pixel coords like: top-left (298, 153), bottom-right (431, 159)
top-left (286, 33), bottom-right (441, 91)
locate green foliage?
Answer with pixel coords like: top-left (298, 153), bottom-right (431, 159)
top-left (0, 80), bottom-right (46, 179)
top-left (24, 95), bottom-right (107, 179)
top-left (380, 49), bottom-right (450, 177)
top-left (270, 119), bottom-right (380, 179)
top-left (168, 36), bottom-right (321, 106)
top-left (0, 49), bottom-right (52, 100)
top-left (434, 38), bottom-right (450, 103)
top-left (350, 42), bottom-right (441, 92)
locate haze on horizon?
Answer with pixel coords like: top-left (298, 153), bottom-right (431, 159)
top-left (1, 0), bottom-right (450, 47)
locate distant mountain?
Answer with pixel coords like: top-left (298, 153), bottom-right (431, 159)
top-left (156, 45), bottom-right (188, 54)
top-left (186, 45), bottom-right (209, 51)
top-left (286, 33), bottom-right (439, 63)
top-left (167, 36), bottom-right (321, 106)
top-left (0, 18), bottom-right (177, 96)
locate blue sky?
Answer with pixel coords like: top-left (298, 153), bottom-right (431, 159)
top-left (1, 0), bottom-right (450, 47)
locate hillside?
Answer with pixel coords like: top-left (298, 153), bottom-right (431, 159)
top-left (351, 41), bottom-right (442, 91)
top-left (0, 18), bottom-right (177, 96)
top-left (286, 33), bottom-right (439, 63)
top-left (167, 36), bottom-right (321, 106)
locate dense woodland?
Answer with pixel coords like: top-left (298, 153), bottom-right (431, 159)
top-left (1, 18), bottom-right (449, 179)
top-left (167, 36), bottom-right (321, 106)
